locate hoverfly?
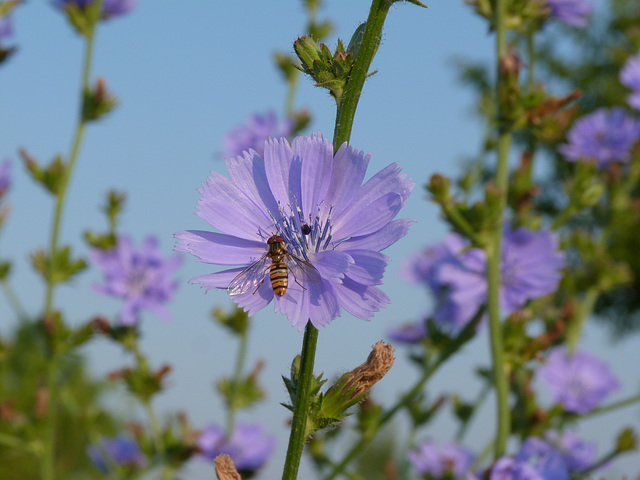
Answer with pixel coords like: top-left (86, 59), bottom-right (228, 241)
top-left (227, 234), bottom-right (321, 297)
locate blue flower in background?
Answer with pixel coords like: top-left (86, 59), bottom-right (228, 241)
top-left (558, 108), bottom-right (640, 169)
top-left (91, 235), bottom-right (182, 325)
top-left (620, 52), bottom-right (640, 110)
top-left (223, 110), bottom-right (294, 159)
top-left (544, 430), bottom-right (597, 472)
top-left (408, 441), bottom-right (475, 479)
top-left (538, 348), bottom-right (620, 414)
top-left (545, 0), bottom-right (592, 27)
top-left (404, 227), bottom-right (564, 333)
top-left (198, 423), bottom-right (275, 473)
top-left (175, 133), bottom-right (414, 330)
top-left (0, 160), bottom-right (10, 198)
top-left (387, 320), bottom-right (427, 344)
top-left (87, 435), bottom-right (146, 473)
top-left (52, 0), bottom-right (136, 19)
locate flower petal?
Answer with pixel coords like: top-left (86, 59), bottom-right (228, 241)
top-left (343, 249), bottom-right (390, 286)
top-left (332, 192), bottom-right (404, 239)
top-left (310, 250), bottom-right (353, 283)
top-left (264, 137), bottom-right (301, 210)
top-left (336, 218), bottom-right (415, 252)
top-left (196, 172), bottom-right (274, 240)
top-left (334, 277), bottom-right (390, 320)
top-left (322, 143), bottom-right (369, 219)
top-left (293, 133), bottom-right (333, 218)
top-left (174, 230), bottom-right (266, 265)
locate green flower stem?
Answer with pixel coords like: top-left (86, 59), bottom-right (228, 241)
top-left (486, 0), bottom-right (511, 459)
top-left (332, 0), bottom-right (391, 149)
top-left (454, 379), bottom-right (491, 442)
top-left (565, 287), bottom-right (599, 354)
top-left (324, 312), bottom-right (483, 480)
top-left (575, 392), bottom-right (640, 421)
top-left (285, 72), bottom-right (299, 117)
top-left (1, 279), bottom-right (27, 321)
top-left (282, 323), bottom-right (319, 480)
top-left (526, 30), bottom-right (535, 90)
top-left (41, 26), bottom-right (97, 480)
top-left (226, 328), bottom-right (249, 435)
top-left (441, 203), bottom-right (486, 248)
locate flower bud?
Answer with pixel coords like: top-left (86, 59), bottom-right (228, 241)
top-left (214, 454), bottom-right (242, 480)
top-left (427, 173), bottom-right (451, 203)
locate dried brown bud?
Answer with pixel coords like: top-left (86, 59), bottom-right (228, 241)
top-left (341, 341), bottom-right (395, 401)
top-left (89, 315), bottom-right (111, 334)
top-left (215, 454), bottom-right (242, 480)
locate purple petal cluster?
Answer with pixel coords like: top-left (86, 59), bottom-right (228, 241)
top-left (544, 430), bottom-right (597, 472)
top-left (198, 423), bottom-right (275, 473)
top-left (620, 52), bottom-right (640, 110)
top-left (545, 0), bottom-right (592, 27)
top-left (87, 435), bottom-right (146, 473)
top-left (538, 348), bottom-right (620, 414)
top-left (490, 438), bottom-right (569, 480)
top-left (175, 133), bottom-right (414, 330)
top-left (387, 320), bottom-right (427, 344)
top-left (91, 235), bottom-right (182, 326)
top-left (0, 160), bottom-right (10, 199)
top-left (52, 0), bottom-right (136, 19)
top-left (558, 108), bottom-right (640, 169)
top-left (408, 441), bottom-right (474, 479)
top-left (223, 110), bottom-right (294, 159)
top-left (403, 227), bottom-right (564, 333)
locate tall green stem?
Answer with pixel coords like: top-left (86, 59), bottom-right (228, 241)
top-left (486, 0), bottom-right (511, 458)
top-left (226, 329), bottom-right (249, 434)
top-left (282, 324), bottom-right (319, 480)
top-left (332, 0), bottom-right (391, 149)
top-left (41, 26), bottom-right (97, 480)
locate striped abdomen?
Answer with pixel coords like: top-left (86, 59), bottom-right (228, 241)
top-left (270, 260), bottom-right (288, 297)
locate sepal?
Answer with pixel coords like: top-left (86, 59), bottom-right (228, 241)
top-left (83, 77), bottom-right (118, 122)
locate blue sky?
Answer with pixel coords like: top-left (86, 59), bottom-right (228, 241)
top-left (1, 1), bottom-right (638, 479)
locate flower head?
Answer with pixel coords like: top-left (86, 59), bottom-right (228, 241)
top-left (91, 235), bottom-right (182, 326)
top-left (544, 430), bottom-right (596, 472)
top-left (198, 423), bottom-right (275, 474)
top-left (406, 227), bottom-right (564, 333)
top-left (52, 0), bottom-right (136, 19)
top-left (87, 435), bottom-right (146, 473)
top-left (175, 133), bottom-right (414, 330)
top-left (620, 52), bottom-right (640, 110)
top-left (538, 348), bottom-right (620, 414)
top-left (558, 108), bottom-right (640, 169)
top-left (408, 441), bottom-right (475, 479)
top-left (545, 0), bottom-right (592, 27)
top-left (0, 159), bottom-right (10, 199)
top-left (223, 110), bottom-right (294, 159)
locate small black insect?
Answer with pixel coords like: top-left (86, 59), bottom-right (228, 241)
top-left (301, 223), bottom-right (311, 235)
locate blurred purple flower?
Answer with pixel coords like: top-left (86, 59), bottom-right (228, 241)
top-left (408, 441), bottom-right (474, 479)
top-left (223, 110), bottom-right (294, 159)
top-left (52, 0), bottom-right (136, 19)
top-left (538, 348), bottom-right (620, 414)
top-left (387, 320), bottom-right (427, 344)
top-left (620, 52), bottom-right (640, 110)
top-left (545, 0), bottom-right (592, 27)
top-left (87, 435), bottom-right (146, 473)
top-left (92, 235), bottom-right (182, 326)
top-left (544, 430), bottom-right (597, 472)
top-left (406, 227), bottom-right (564, 333)
top-left (514, 438), bottom-right (570, 480)
top-left (0, 160), bottom-right (10, 198)
top-left (558, 108), bottom-right (640, 169)
top-left (0, 16), bottom-right (13, 41)
top-left (175, 133), bottom-right (414, 330)
top-left (198, 423), bottom-right (275, 473)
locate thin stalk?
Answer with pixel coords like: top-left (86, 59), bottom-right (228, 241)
top-left (40, 26), bottom-right (97, 480)
top-left (332, 0), bottom-right (391, 149)
top-left (1, 280), bottom-right (28, 321)
top-left (565, 287), bottom-right (599, 354)
top-left (285, 72), bottom-right (299, 117)
top-left (282, 323), bottom-right (319, 480)
top-left (454, 379), bottom-right (491, 442)
top-left (575, 392), bottom-right (640, 421)
top-left (226, 329), bottom-right (249, 434)
top-left (486, 0), bottom-right (511, 459)
top-left (527, 30), bottom-right (535, 90)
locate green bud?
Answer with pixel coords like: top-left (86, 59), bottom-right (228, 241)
top-left (294, 35), bottom-right (322, 74)
top-left (427, 173), bottom-right (451, 203)
top-left (0, 261), bottom-right (11, 280)
top-left (616, 427), bottom-right (638, 453)
top-left (82, 78), bottom-right (118, 122)
top-left (217, 363), bottom-right (266, 410)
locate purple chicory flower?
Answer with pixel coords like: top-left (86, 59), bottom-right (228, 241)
top-left (558, 108), bottom-right (640, 169)
top-left (0, 160), bottom-right (10, 199)
top-left (538, 348), bottom-right (620, 414)
top-left (408, 441), bottom-right (475, 479)
top-left (0, 16), bottom-right (13, 41)
top-left (387, 320), bottom-right (427, 344)
top-left (620, 52), bottom-right (640, 111)
top-left (91, 235), bottom-right (182, 326)
top-left (405, 227), bottom-right (564, 333)
top-left (175, 133), bottom-right (414, 330)
top-left (514, 438), bottom-right (570, 480)
top-left (52, 0), bottom-right (136, 19)
top-left (87, 435), bottom-right (146, 473)
top-left (198, 423), bottom-right (275, 473)
top-left (544, 430), bottom-right (597, 472)
top-left (545, 0), bottom-right (592, 27)
top-left (490, 457), bottom-right (544, 480)
top-left (223, 110), bottom-right (294, 159)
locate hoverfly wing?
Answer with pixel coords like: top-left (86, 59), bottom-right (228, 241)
top-left (286, 253), bottom-right (323, 287)
top-left (227, 255), bottom-right (271, 296)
